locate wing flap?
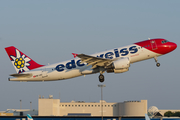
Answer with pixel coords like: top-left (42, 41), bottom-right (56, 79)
top-left (77, 54), bottom-right (113, 69)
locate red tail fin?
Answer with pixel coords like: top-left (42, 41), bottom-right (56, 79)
top-left (5, 46), bottom-right (44, 73)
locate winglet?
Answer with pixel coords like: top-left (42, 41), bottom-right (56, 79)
top-left (72, 53), bottom-right (78, 58)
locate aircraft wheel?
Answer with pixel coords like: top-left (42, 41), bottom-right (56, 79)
top-left (156, 63), bottom-right (160, 67)
top-left (99, 74), bottom-right (104, 83)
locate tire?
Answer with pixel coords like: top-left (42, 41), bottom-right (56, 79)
top-left (99, 74), bottom-right (104, 82)
top-left (156, 63), bottom-right (160, 67)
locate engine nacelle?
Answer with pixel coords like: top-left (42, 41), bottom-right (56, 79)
top-left (107, 68), bottom-right (129, 73)
top-left (114, 68), bottom-right (129, 73)
top-left (106, 58), bottom-right (130, 73)
top-left (113, 57), bottom-right (130, 69)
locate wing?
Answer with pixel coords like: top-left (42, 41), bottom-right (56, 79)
top-left (77, 54), bottom-right (116, 69)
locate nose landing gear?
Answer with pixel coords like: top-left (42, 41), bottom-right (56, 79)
top-left (154, 57), bottom-right (160, 67)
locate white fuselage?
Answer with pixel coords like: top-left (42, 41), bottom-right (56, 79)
top-left (9, 44), bottom-right (161, 82)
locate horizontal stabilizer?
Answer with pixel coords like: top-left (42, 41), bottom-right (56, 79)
top-left (27, 114), bottom-right (33, 120)
top-left (10, 73), bottom-right (32, 78)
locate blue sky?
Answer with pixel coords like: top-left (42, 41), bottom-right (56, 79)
top-left (0, 0), bottom-right (180, 111)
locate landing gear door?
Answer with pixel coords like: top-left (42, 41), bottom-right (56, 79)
top-left (151, 40), bottom-right (158, 50)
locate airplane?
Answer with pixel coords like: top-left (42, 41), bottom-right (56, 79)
top-left (5, 38), bottom-right (177, 82)
top-left (27, 114), bottom-right (33, 120)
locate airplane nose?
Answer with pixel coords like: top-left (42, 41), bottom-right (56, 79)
top-left (170, 42), bottom-right (177, 51)
top-left (160, 42), bottom-right (177, 54)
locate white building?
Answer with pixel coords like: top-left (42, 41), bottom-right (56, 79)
top-left (38, 95), bottom-right (147, 117)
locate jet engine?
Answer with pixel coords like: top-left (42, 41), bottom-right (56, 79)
top-left (106, 58), bottom-right (130, 73)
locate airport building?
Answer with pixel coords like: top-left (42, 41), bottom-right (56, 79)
top-left (1, 95), bottom-right (180, 118)
top-left (38, 95), bottom-right (147, 117)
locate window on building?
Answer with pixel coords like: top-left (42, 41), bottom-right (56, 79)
top-left (78, 105), bottom-right (80, 107)
top-left (88, 105), bottom-right (90, 107)
top-left (69, 105), bottom-right (70, 107)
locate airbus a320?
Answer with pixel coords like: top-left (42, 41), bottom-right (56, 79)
top-left (5, 38), bottom-right (177, 82)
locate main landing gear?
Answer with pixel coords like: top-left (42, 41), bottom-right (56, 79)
top-left (154, 57), bottom-right (160, 67)
top-left (98, 67), bottom-right (105, 82)
top-left (99, 74), bottom-right (104, 83)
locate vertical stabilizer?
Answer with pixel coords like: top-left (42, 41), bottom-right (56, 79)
top-left (5, 46), bottom-right (44, 73)
top-left (27, 114), bottom-right (33, 120)
top-left (145, 114), bottom-right (150, 120)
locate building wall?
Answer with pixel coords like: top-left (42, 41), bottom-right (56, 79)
top-left (38, 98), bottom-right (147, 117)
top-left (119, 100), bottom-right (147, 117)
top-left (0, 113), bottom-right (13, 116)
top-left (59, 100), bottom-right (118, 116)
top-left (38, 98), bottom-right (60, 116)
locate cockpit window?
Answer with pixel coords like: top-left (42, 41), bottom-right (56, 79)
top-left (162, 40), bottom-right (169, 44)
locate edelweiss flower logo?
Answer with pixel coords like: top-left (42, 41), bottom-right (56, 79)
top-left (14, 57), bottom-right (25, 69)
top-left (10, 49), bottom-right (31, 73)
